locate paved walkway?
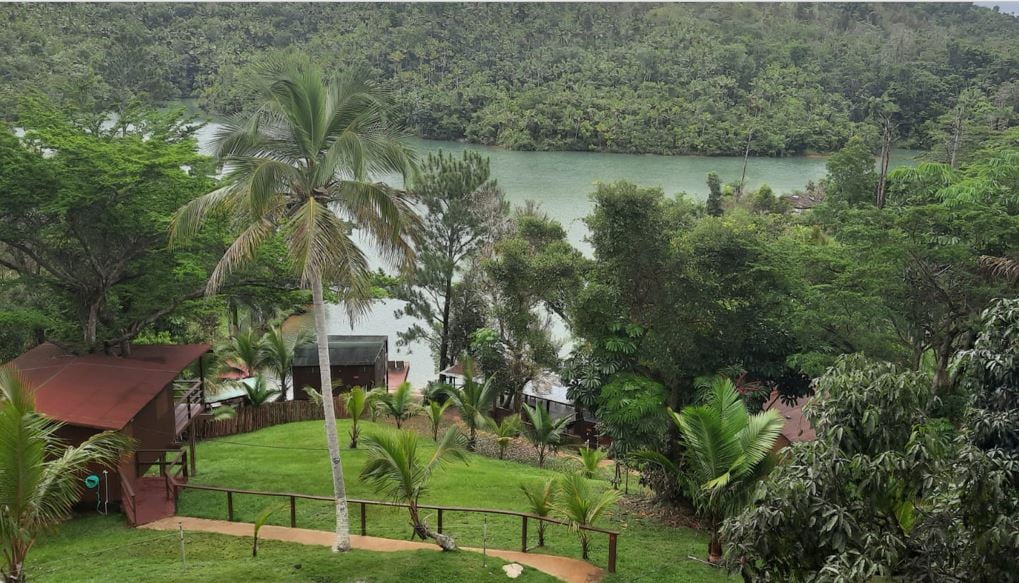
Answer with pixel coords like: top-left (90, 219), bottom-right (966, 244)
top-left (142, 516), bottom-right (603, 583)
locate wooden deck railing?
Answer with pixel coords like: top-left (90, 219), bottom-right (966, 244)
top-left (176, 483), bottom-right (619, 573)
top-left (136, 447), bottom-right (189, 499)
top-left (120, 472), bottom-right (137, 525)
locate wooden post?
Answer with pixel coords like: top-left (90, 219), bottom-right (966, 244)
top-left (159, 452), bottom-right (167, 477)
top-left (608, 533), bottom-right (617, 573)
top-left (360, 502), bottom-right (367, 536)
top-left (188, 434), bottom-right (197, 477)
top-left (437, 508), bottom-right (443, 534)
top-left (227, 491), bottom-right (234, 522)
top-left (182, 451), bottom-right (189, 480)
top-left (290, 496), bottom-right (296, 528)
top-left (521, 516), bottom-right (528, 552)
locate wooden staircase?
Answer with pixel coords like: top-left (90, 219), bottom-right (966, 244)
top-left (124, 446), bottom-right (191, 526)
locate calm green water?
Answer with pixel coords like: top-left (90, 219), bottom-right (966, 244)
top-left (194, 124), bottom-right (919, 385)
top-left (195, 125), bottom-right (919, 252)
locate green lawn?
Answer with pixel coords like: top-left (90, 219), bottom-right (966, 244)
top-left (28, 515), bottom-right (557, 582)
top-left (178, 419), bottom-right (733, 583)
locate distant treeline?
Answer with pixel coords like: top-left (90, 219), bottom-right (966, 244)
top-left (2, 3), bottom-right (1018, 155)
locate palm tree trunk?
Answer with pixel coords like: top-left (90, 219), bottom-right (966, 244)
top-left (311, 274), bottom-right (352, 552)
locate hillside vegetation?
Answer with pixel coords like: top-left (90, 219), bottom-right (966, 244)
top-left (2, 3), bottom-right (1018, 155)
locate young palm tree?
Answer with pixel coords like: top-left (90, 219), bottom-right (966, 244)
top-left (576, 447), bottom-right (607, 479)
top-left (423, 399), bottom-right (451, 442)
top-left (375, 381), bottom-right (419, 429)
top-left (520, 478), bottom-right (557, 548)
top-left (521, 403), bottom-right (571, 468)
top-left (242, 374), bottom-right (282, 407)
top-left (259, 326), bottom-right (313, 400)
top-left (442, 357), bottom-right (500, 451)
top-left (483, 414), bottom-right (521, 460)
top-left (217, 328), bottom-right (266, 379)
top-left (0, 367), bottom-right (130, 581)
top-left (170, 57), bottom-right (419, 552)
top-left (553, 472), bottom-right (620, 560)
top-left (675, 377), bottom-right (783, 563)
top-left (344, 386), bottom-right (368, 448)
top-left (360, 427), bottom-right (467, 550)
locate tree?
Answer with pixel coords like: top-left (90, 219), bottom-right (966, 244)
top-left (423, 399), bottom-right (450, 442)
top-left (520, 478), bottom-right (557, 548)
top-left (825, 135), bottom-right (877, 206)
top-left (216, 328), bottom-right (266, 379)
top-left (673, 377), bottom-right (782, 563)
top-left (483, 414), bottom-right (521, 460)
top-left (242, 374), bottom-right (281, 407)
top-left (552, 472), bottom-right (620, 560)
top-left (170, 56), bottom-right (419, 552)
top-left (706, 171), bottom-right (724, 216)
top-left (393, 150), bottom-right (508, 371)
top-left (0, 99), bottom-right (221, 350)
top-left (442, 357), bottom-right (500, 451)
top-left (344, 387), bottom-right (369, 448)
top-left (576, 447), bottom-right (606, 480)
top-left (259, 326), bottom-right (313, 400)
top-left (360, 427), bottom-right (467, 550)
top-left (0, 366), bottom-right (130, 582)
top-left (721, 356), bottom-right (945, 580)
top-left (521, 403), bottom-right (571, 468)
top-left (375, 381), bottom-right (419, 429)
top-left (596, 373), bottom-right (670, 464)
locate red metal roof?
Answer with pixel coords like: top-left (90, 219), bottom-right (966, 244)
top-left (764, 390), bottom-right (817, 444)
top-left (7, 343), bottom-right (210, 430)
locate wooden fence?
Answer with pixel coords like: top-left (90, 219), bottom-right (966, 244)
top-left (193, 398), bottom-right (349, 440)
top-left (177, 482), bottom-right (619, 573)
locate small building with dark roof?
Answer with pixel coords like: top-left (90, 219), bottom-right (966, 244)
top-left (292, 335), bottom-right (389, 397)
top-left (6, 342), bottom-right (210, 525)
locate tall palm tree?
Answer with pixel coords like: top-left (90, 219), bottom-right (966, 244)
top-left (217, 328), bottom-right (266, 379)
top-left (170, 56), bottom-right (420, 551)
top-left (259, 326), bottom-right (313, 399)
top-left (375, 381), bottom-right (419, 429)
top-left (674, 377), bottom-right (783, 563)
top-left (360, 427), bottom-right (467, 550)
top-left (0, 367), bottom-right (130, 582)
top-left (521, 403), bottom-right (571, 468)
top-left (553, 472), bottom-right (619, 560)
top-left (442, 357), bottom-right (500, 451)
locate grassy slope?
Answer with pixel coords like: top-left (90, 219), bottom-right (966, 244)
top-left (28, 515), bottom-right (557, 583)
top-left (177, 419), bottom-right (733, 583)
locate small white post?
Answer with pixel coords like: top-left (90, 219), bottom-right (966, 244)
top-left (482, 515), bottom-right (488, 567)
top-left (102, 470), bottom-right (109, 514)
top-left (178, 521), bottom-right (186, 571)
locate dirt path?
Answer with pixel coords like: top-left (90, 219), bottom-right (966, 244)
top-left (142, 516), bottom-right (603, 583)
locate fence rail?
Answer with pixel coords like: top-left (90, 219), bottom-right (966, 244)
top-left (192, 397), bottom-right (349, 440)
top-left (176, 482), bottom-right (618, 573)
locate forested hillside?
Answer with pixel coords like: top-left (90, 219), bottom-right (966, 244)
top-left (2, 2), bottom-right (1017, 155)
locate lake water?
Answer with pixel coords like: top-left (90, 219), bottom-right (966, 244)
top-left (194, 125), bottom-right (919, 386)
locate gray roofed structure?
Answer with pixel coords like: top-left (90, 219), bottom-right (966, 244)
top-left (293, 335), bottom-right (387, 367)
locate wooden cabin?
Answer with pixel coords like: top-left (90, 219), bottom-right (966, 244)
top-left (763, 390), bottom-right (816, 450)
top-left (292, 335), bottom-right (389, 397)
top-left (7, 342), bottom-right (210, 525)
